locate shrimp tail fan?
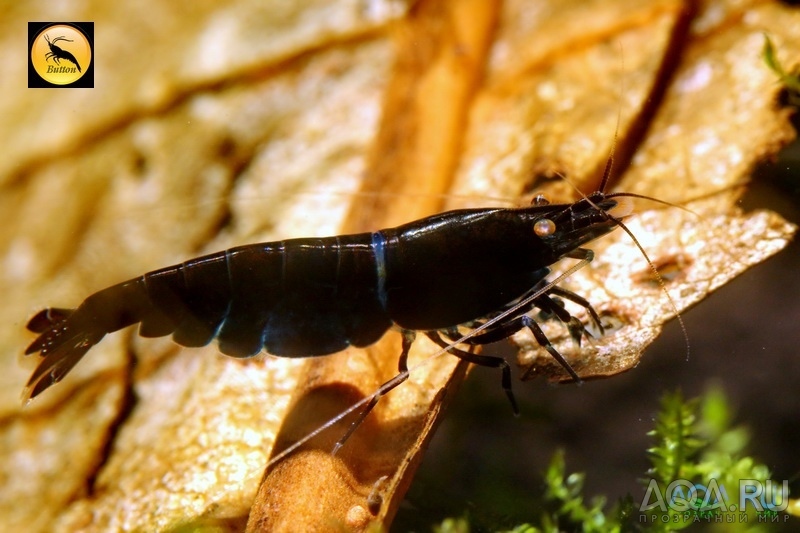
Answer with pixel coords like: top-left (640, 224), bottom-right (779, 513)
top-left (23, 307), bottom-right (107, 401)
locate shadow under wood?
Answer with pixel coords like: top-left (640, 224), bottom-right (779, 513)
top-left (249, 381), bottom-right (429, 531)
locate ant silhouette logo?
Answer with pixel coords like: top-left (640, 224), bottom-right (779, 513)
top-left (29, 22), bottom-right (93, 88)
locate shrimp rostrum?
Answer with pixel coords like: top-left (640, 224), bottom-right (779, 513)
top-left (24, 189), bottom-right (634, 419)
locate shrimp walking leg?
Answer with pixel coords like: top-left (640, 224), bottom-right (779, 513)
top-left (438, 292), bottom-right (588, 384)
top-left (332, 331), bottom-right (415, 453)
top-left (424, 331), bottom-right (518, 415)
top-left (547, 285), bottom-right (604, 335)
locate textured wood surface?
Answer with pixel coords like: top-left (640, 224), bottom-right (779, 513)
top-left (0, 1), bottom-right (797, 531)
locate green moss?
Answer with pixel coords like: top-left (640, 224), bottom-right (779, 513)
top-left (763, 34), bottom-right (800, 106)
top-left (434, 386), bottom-right (797, 532)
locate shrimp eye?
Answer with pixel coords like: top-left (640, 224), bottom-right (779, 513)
top-left (533, 218), bottom-right (556, 237)
top-left (531, 194), bottom-right (549, 206)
